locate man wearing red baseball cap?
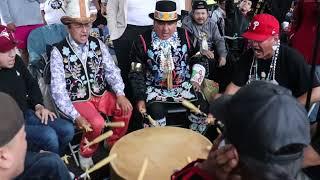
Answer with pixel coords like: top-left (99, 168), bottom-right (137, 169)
top-left (224, 13), bottom-right (320, 107)
top-left (0, 25), bottom-right (74, 155)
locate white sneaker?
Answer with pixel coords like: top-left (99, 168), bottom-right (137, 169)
top-left (78, 154), bottom-right (94, 171)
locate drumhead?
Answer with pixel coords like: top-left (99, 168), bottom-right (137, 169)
top-left (110, 127), bottom-right (212, 180)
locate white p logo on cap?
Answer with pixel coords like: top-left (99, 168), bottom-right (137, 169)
top-left (0, 29), bottom-right (10, 40)
top-left (253, 21), bottom-right (260, 30)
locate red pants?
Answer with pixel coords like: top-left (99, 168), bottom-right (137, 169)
top-left (73, 92), bottom-right (131, 157)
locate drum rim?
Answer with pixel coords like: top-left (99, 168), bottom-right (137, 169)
top-left (109, 127), bottom-right (212, 179)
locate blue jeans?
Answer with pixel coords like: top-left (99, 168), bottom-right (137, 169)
top-left (24, 109), bottom-right (74, 154)
top-left (16, 151), bottom-right (71, 180)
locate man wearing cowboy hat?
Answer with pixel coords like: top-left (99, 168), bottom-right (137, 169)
top-left (129, 0), bottom-right (211, 135)
top-left (50, 0), bottom-right (132, 170)
top-left (225, 13), bottom-right (320, 106)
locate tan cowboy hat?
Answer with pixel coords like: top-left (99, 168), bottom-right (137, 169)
top-left (61, 0), bottom-right (97, 25)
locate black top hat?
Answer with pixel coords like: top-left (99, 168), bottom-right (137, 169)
top-left (149, 0), bottom-right (181, 22)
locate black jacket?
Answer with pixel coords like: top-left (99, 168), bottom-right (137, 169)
top-left (128, 28), bottom-right (206, 102)
top-left (0, 56), bottom-right (43, 112)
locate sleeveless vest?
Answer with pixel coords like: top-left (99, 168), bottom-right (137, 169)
top-left (56, 36), bottom-right (107, 102)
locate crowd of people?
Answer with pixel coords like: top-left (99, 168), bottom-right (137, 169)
top-left (0, 0), bottom-right (320, 179)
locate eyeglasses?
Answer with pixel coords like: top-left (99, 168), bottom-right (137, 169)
top-left (71, 23), bottom-right (92, 29)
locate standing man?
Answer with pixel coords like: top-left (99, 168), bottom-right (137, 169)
top-left (211, 0), bottom-right (226, 37)
top-left (225, 13), bottom-right (320, 106)
top-left (0, 0), bottom-right (44, 63)
top-left (251, 0), bottom-right (293, 24)
top-left (106, 0), bottom-right (156, 99)
top-left (50, 0), bottom-right (132, 170)
top-left (185, 0), bottom-right (193, 11)
top-left (224, 0), bottom-right (252, 62)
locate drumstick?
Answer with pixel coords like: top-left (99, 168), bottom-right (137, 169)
top-left (79, 153), bottom-right (117, 179)
top-left (105, 121), bottom-right (125, 128)
top-left (181, 100), bottom-right (207, 117)
top-left (84, 130), bottom-right (113, 148)
top-left (137, 158), bottom-right (148, 180)
top-left (142, 112), bottom-right (158, 127)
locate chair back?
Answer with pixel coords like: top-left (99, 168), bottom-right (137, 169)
top-left (27, 24), bottom-right (68, 64)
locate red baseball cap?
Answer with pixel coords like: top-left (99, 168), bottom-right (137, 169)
top-left (0, 25), bottom-right (18, 53)
top-left (242, 14), bottom-right (280, 41)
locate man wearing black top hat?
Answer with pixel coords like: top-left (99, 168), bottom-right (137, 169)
top-left (129, 0), bottom-right (210, 134)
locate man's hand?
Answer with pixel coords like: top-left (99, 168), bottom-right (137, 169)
top-left (35, 104), bottom-right (57, 125)
top-left (197, 136), bottom-right (240, 180)
top-left (6, 23), bottom-right (16, 32)
top-left (303, 145), bottom-right (320, 168)
top-left (137, 100), bottom-right (146, 113)
top-left (75, 116), bottom-right (92, 132)
top-left (191, 81), bottom-right (201, 91)
top-left (116, 95), bottom-right (132, 115)
top-left (201, 50), bottom-right (215, 59)
top-left (218, 57), bottom-right (227, 67)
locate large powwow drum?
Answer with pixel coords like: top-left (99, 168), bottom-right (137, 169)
top-left (110, 127), bottom-right (212, 180)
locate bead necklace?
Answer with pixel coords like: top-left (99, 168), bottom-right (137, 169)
top-left (247, 40), bottom-right (280, 85)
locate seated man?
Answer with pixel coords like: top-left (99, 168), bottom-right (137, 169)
top-left (210, 0), bottom-right (226, 37)
top-left (224, 0), bottom-right (252, 61)
top-left (182, 0), bottom-right (227, 67)
top-left (172, 81), bottom-right (311, 180)
top-left (0, 25), bottom-right (74, 155)
top-left (50, 0), bottom-right (132, 170)
top-left (182, 1), bottom-right (228, 89)
top-left (225, 13), bottom-right (320, 106)
top-left (0, 92), bottom-right (71, 180)
top-left (129, 1), bottom-right (209, 134)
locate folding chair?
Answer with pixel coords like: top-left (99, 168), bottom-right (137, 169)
top-left (27, 24), bottom-right (68, 65)
top-left (27, 24), bottom-right (68, 112)
top-left (26, 24), bottom-right (84, 166)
